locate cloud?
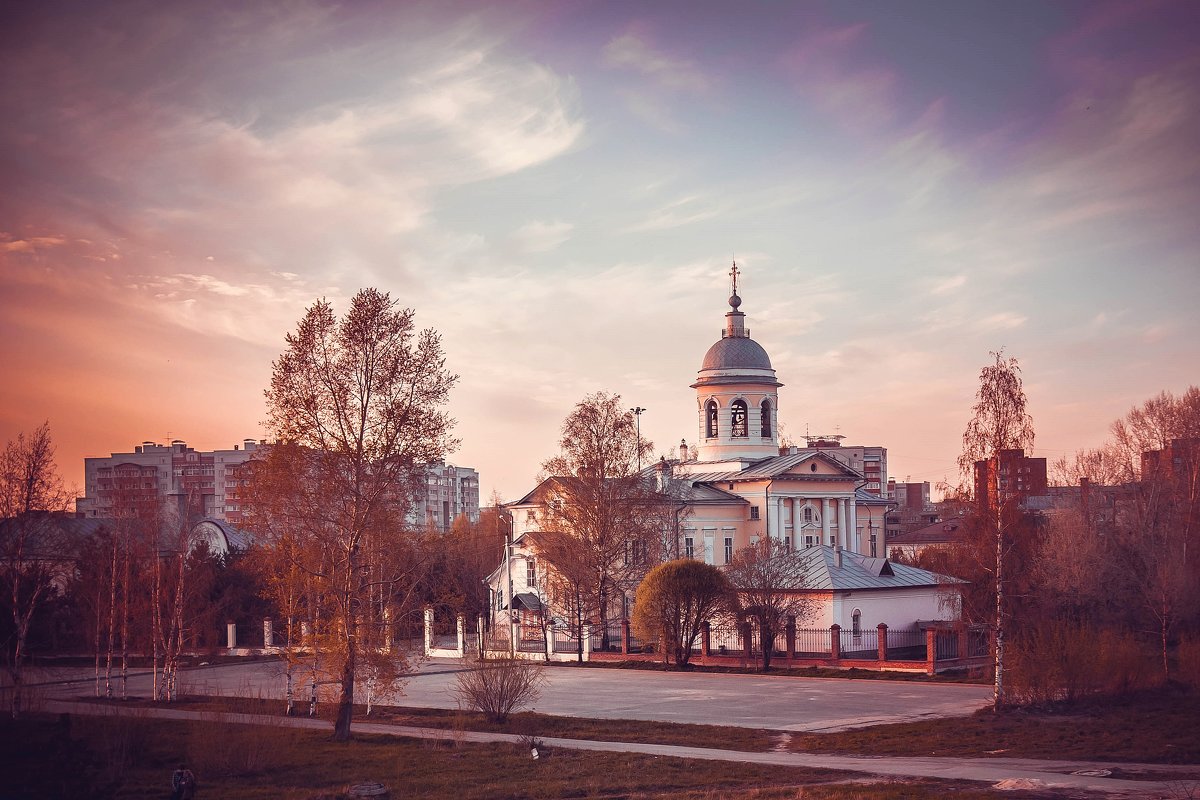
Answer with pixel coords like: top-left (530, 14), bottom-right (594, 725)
top-left (0, 236), bottom-right (68, 253)
top-left (511, 220), bottom-right (574, 253)
top-left (931, 275), bottom-right (967, 295)
top-left (780, 23), bottom-right (899, 133)
top-left (602, 31), bottom-right (709, 94)
top-left (624, 194), bottom-right (723, 232)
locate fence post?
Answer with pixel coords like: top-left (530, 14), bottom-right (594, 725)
top-left (546, 620), bottom-right (555, 660)
top-left (423, 606), bottom-right (434, 656)
top-left (830, 624), bottom-right (841, 662)
top-left (701, 621), bottom-right (711, 659)
top-left (877, 623), bottom-right (887, 662)
top-left (621, 619), bottom-right (631, 655)
top-left (740, 620), bottom-right (753, 669)
top-left (263, 618), bottom-right (273, 649)
top-left (925, 628), bottom-right (937, 675)
top-left (226, 621), bottom-right (237, 650)
top-left (456, 613), bottom-right (466, 657)
top-left (786, 615), bottom-right (797, 664)
top-left (583, 624), bottom-right (592, 662)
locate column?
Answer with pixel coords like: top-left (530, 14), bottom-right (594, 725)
top-left (821, 498), bottom-right (832, 546)
top-left (839, 498), bottom-right (849, 550)
top-left (849, 498), bottom-right (859, 553)
top-left (768, 494), bottom-right (782, 541)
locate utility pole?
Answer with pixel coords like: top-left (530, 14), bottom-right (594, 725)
top-left (630, 406), bottom-right (646, 471)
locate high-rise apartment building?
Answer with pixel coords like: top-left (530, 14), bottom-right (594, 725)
top-left (973, 448), bottom-right (1047, 509)
top-left (76, 439), bottom-right (262, 522)
top-left (406, 463), bottom-right (481, 532)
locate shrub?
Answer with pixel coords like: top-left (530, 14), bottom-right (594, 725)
top-left (454, 657), bottom-right (545, 723)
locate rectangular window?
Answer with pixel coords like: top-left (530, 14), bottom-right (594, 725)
top-left (526, 559), bottom-right (536, 588)
top-left (724, 537), bottom-right (733, 563)
top-left (750, 506), bottom-right (760, 520)
top-left (685, 537), bottom-right (694, 559)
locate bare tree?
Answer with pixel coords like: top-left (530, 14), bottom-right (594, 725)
top-left (537, 392), bottom-right (664, 653)
top-left (958, 350), bottom-right (1036, 711)
top-left (454, 657), bottom-right (545, 723)
top-left (724, 539), bottom-right (814, 671)
top-left (246, 288), bottom-right (457, 740)
top-left (0, 423), bottom-right (72, 718)
top-left (632, 558), bottom-right (733, 668)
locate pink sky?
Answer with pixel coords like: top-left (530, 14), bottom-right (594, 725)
top-left (2, 1), bottom-right (1198, 504)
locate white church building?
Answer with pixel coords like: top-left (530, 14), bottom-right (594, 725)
top-left (488, 267), bottom-right (959, 643)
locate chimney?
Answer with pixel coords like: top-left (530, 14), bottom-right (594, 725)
top-left (679, 439), bottom-right (689, 462)
top-left (655, 457), bottom-right (671, 492)
top-left (834, 544), bottom-right (843, 569)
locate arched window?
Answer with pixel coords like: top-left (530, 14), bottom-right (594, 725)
top-left (705, 400), bottom-right (718, 438)
top-left (803, 506), bottom-right (814, 524)
top-left (731, 399), bottom-right (748, 438)
top-left (760, 399), bottom-right (772, 438)
top-left (852, 608), bottom-right (862, 637)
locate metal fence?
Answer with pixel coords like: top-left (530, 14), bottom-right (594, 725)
top-left (708, 622), bottom-right (745, 656)
top-left (839, 627), bottom-right (878, 659)
top-left (883, 626), bottom-right (926, 660)
top-left (793, 628), bottom-right (832, 658)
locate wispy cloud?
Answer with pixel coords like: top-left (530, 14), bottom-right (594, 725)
top-left (511, 220), bottom-right (574, 253)
top-left (602, 30), bottom-right (709, 94)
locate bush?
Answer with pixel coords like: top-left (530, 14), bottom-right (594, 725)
top-left (454, 657), bottom-right (545, 723)
top-left (1008, 621), bottom-right (1155, 704)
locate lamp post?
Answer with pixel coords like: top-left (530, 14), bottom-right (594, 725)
top-left (630, 406), bottom-right (646, 471)
top-left (500, 509), bottom-right (516, 658)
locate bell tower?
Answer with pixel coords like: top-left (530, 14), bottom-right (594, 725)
top-left (691, 263), bottom-right (782, 464)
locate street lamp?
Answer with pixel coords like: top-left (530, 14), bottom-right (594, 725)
top-left (630, 406), bottom-right (646, 471)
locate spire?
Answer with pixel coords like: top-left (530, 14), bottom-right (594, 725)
top-left (723, 260), bottom-right (747, 338)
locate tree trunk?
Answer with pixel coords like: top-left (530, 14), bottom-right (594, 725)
top-left (105, 537), bottom-right (117, 698)
top-left (120, 539), bottom-right (130, 700)
top-left (993, 511), bottom-right (1005, 711)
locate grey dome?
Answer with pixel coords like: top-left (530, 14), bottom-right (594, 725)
top-left (701, 336), bottom-right (773, 371)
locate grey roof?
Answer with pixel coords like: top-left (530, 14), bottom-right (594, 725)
top-left (794, 545), bottom-right (962, 591)
top-left (687, 451), bottom-right (865, 484)
top-left (887, 518), bottom-right (964, 545)
top-left (0, 512), bottom-right (113, 560)
top-left (701, 336), bottom-right (774, 371)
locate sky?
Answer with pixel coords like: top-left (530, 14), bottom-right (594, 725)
top-left (2, 0), bottom-right (1198, 505)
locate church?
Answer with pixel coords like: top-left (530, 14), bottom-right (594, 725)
top-left (488, 266), bottom-right (958, 646)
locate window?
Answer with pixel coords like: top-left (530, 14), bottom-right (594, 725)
top-left (705, 400), bottom-right (719, 438)
top-left (760, 399), bottom-right (772, 438)
top-left (724, 537), bottom-right (733, 563)
top-left (731, 399), bottom-right (748, 437)
top-left (869, 532), bottom-right (878, 558)
top-left (750, 506), bottom-right (760, 520)
top-left (852, 608), bottom-right (862, 640)
top-left (803, 506), bottom-right (814, 524)
top-left (805, 535), bottom-right (815, 548)
top-left (685, 537), bottom-right (694, 559)
top-left (526, 559), bottom-right (536, 588)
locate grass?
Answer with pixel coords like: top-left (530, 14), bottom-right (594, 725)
top-left (790, 687), bottom-right (1200, 765)
top-left (92, 694), bottom-right (781, 752)
top-left (1, 712), bottom-right (1114, 800)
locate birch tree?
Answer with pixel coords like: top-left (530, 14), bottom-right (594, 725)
top-left (958, 350), bottom-right (1035, 711)
top-left (246, 288), bottom-right (457, 740)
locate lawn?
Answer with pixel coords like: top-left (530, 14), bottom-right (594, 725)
top-left (0, 713), bottom-right (1034, 800)
top-left (790, 688), bottom-right (1200, 764)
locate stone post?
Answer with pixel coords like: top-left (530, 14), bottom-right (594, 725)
top-left (621, 619), bottom-right (631, 655)
top-left (263, 618), bottom-right (273, 649)
top-left (829, 624), bottom-right (841, 662)
top-left (701, 621), bottom-right (711, 658)
top-left (226, 621), bottom-right (237, 650)
top-left (423, 606), bottom-right (434, 656)
top-left (583, 624), bottom-right (592, 662)
top-left (925, 628), bottom-right (938, 675)
top-left (877, 623), bottom-right (888, 662)
top-left (546, 620), bottom-right (555, 660)
top-left (456, 614), bottom-right (466, 656)
top-left (786, 615), bottom-right (797, 662)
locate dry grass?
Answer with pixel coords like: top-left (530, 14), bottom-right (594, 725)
top-left (1, 713), bottom-right (854, 799)
top-left (106, 694), bottom-right (780, 751)
top-left (791, 687), bottom-right (1200, 764)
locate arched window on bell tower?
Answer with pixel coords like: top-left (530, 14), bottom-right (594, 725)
top-left (731, 399), bottom-right (748, 438)
top-left (705, 400), bottom-right (718, 439)
top-left (760, 399), bottom-right (772, 438)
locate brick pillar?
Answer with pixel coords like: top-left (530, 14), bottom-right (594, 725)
top-left (546, 620), bottom-right (555, 660)
top-left (423, 606), bottom-right (434, 656)
top-left (621, 619), bottom-right (631, 654)
top-left (830, 624), bottom-right (841, 661)
top-left (226, 621), bottom-right (236, 649)
top-left (263, 618), bottom-right (273, 649)
top-left (877, 623), bottom-right (888, 662)
top-left (925, 628), bottom-right (937, 675)
top-left (786, 615), bottom-right (797, 662)
top-left (456, 613), bottom-right (466, 657)
top-left (701, 621), bottom-right (711, 658)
